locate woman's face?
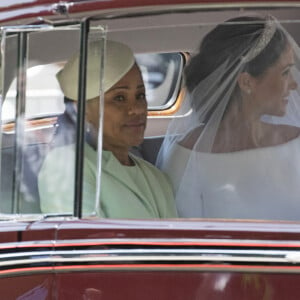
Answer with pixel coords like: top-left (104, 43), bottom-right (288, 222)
top-left (86, 64), bottom-right (147, 151)
top-left (249, 44), bottom-right (297, 117)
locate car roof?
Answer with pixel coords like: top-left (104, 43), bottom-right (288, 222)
top-left (1, 0), bottom-right (300, 24)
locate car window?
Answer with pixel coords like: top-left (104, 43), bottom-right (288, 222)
top-left (102, 10), bottom-right (300, 222)
top-left (2, 53), bottom-right (183, 123)
top-left (2, 9), bottom-right (300, 222)
top-left (0, 23), bottom-right (106, 216)
top-left (2, 63), bottom-right (65, 122)
top-left (0, 22), bottom-right (183, 218)
top-left (136, 52), bottom-right (183, 109)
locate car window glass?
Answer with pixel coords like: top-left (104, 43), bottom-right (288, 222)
top-left (3, 10), bottom-right (300, 222)
top-left (3, 63), bottom-right (65, 122)
top-left (2, 52), bottom-right (183, 123)
top-left (136, 52), bottom-right (183, 109)
top-left (153, 15), bottom-right (300, 221)
top-left (0, 25), bottom-right (105, 215)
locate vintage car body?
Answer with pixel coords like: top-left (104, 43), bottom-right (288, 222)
top-left (1, 0), bottom-right (300, 299)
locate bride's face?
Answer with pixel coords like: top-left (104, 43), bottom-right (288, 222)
top-left (249, 44), bottom-right (297, 117)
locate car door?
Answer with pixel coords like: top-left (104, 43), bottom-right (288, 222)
top-left (1, 3), bottom-right (300, 300)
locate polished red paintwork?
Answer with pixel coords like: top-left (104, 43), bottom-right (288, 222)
top-left (2, 270), bottom-right (300, 299)
top-left (54, 272), bottom-right (300, 299)
top-left (0, 275), bottom-right (54, 299)
top-left (0, 218), bottom-right (293, 299)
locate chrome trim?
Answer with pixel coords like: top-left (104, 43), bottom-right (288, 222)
top-left (13, 31), bottom-right (28, 213)
top-left (148, 53), bottom-right (184, 111)
top-left (1, 248), bottom-right (300, 268)
top-left (51, 237), bottom-right (300, 247)
top-left (2, 237), bottom-right (300, 250)
top-left (0, 213), bottom-right (75, 222)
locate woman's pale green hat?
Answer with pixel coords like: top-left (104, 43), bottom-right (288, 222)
top-left (56, 40), bottom-right (135, 101)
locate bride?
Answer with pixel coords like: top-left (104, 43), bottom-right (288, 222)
top-left (157, 15), bottom-right (300, 220)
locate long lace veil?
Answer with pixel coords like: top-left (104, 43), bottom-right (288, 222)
top-left (157, 15), bottom-right (300, 220)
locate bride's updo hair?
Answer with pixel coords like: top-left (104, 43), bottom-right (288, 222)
top-left (185, 16), bottom-right (288, 94)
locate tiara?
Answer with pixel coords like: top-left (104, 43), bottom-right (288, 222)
top-left (242, 17), bottom-right (277, 63)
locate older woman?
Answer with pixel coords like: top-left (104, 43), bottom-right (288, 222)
top-left (38, 40), bottom-right (177, 218)
top-left (157, 16), bottom-right (300, 220)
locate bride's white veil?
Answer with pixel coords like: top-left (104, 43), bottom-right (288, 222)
top-left (157, 15), bottom-right (300, 219)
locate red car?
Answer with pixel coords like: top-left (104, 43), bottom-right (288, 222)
top-left (1, 0), bottom-right (300, 299)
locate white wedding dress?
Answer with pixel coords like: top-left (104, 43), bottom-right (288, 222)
top-left (162, 136), bottom-right (300, 221)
